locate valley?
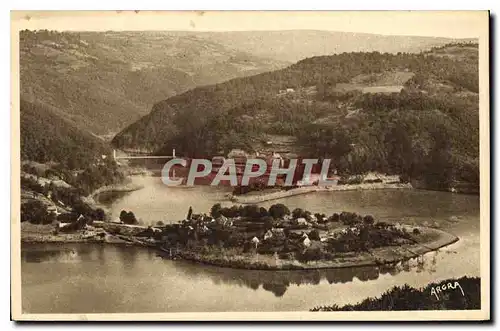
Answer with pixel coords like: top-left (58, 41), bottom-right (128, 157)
top-left (17, 29), bottom-right (482, 315)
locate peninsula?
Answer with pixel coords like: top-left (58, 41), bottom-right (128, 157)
top-left (21, 203), bottom-right (459, 270)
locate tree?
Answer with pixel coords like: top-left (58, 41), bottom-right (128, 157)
top-left (363, 215), bottom-right (375, 225)
top-left (314, 213), bottom-right (324, 222)
top-left (72, 200), bottom-right (94, 217)
top-left (242, 204), bottom-right (261, 219)
top-left (262, 216), bottom-right (275, 231)
top-left (269, 204), bottom-right (290, 219)
top-left (126, 212), bottom-right (138, 224)
top-left (292, 208), bottom-right (306, 219)
top-left (120, 210), bottom-right (128, 222)
top-left (21, 200), bottom-right (54, 224)
top-left (385, 124), bottom-right (414, 176)
top-left (425, 128), bottom-right (454, 190)
top-left (210, 203), bottom-right (222, 218)
top-left (297, 246), bottom-right (324, 262)
top-left (220, 205), bottom-right (241, 218)
top-left (308, 229), bottom-right (321, 241)
top-left (120, 210), bottom-right (138, 224)
top-left (329, 213), bottom-right (340, 222)
top-left (94, 208), bottom-right (106, 221)
top-left (156, 221), bottom-right (165, 226)
top-left (259, 207), bottom-right (270, 217)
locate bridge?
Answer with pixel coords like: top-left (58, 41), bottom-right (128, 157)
top-left (113, 149), bottom-right (176, 160)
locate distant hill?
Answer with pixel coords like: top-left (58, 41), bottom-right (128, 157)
top-left (113, 43), bottom-right (479, 190)
top-left (19, 30), bottom-right (288, 135)
top-left (194, 30), bottom-right (475, 62)
top-left (20, 98), bottom-right (110, 169)
top-left (20, 30), bottom-right (472, 136)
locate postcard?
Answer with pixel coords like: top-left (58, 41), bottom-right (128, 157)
top-left (10, 10), bottom-right (490, 321)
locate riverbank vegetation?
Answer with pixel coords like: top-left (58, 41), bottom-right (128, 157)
top-left (20, 159), bottom-right (124, 225)
top-left (311, 276), bottom-right (480, 311)
top-left (22, 158), bottom-right (124, 196)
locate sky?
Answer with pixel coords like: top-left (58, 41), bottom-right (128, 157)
top-left (11, 11), bottom-right (487, 38)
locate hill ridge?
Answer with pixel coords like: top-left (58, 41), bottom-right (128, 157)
top-left (112, 43), bottom-right (479, 190)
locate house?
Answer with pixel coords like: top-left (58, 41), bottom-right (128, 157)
top-left (47, 205), bottom-right (61, 217)
top-left (349, 227), bottom-right (361, 235)
top-left (58, 222), bottom-right (72, 229)
top-left (59, 214), bottom-right (89, 233)
top-left (227, 149), bottom-right (248, 158)
top-left (394, 222), bottom-right (403, 230)
top-left (251, 236), bottom-right (260, 249)
top-left (302, 234), bottom-right (311, 247)
top-left (294, 218), bottom-right (309, 226)
top-left (278, 88), bottom-right (295, 94)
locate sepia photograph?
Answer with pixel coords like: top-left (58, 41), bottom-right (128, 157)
top-left (10, 10), bottom-right (490, 321)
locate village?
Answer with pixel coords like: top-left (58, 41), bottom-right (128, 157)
top-left (149, 203), bottom-right (431, 268)
top-left (20, 197), bottom-right (458, 271)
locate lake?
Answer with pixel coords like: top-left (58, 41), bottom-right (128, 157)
top-left (21, 176), bottom-right (480, 313)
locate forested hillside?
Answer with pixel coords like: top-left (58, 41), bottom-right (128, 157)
top-left (113, 43), bottom-right (479, 190)
top-left (20, 30), bottom-right (468, 136)
top-left (19, 30), bottom-right (287, 135)
top-left (20, 99), bottom-right (110, 169)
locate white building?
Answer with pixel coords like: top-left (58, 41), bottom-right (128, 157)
top-left (251, 236), bottom-right (260, 249)
top-left (302, 234), bottom-right (311, 247)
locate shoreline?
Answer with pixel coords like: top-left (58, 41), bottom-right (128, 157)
top-left (170, 226), bottom-right (458, 270)
top-left (231, 182), bottom-right (413, 204)
top-left (89, 181), bottom-right (144, 199)
top-left (82, 181), bottom-right (144, 212)
top-left (21, 224), bottom-right (458, 271)
top-left (20, 222), bottom-right (155, 246)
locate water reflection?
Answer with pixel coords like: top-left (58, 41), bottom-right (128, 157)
top-left (21, 244), bottom-right (82, 263)
top-left (21, 243), bottom-right (144, 268)
top-left (172, 249), bottom-right (444, 297)
top-left (172, 259), bottom-right (416, 297)
top-left (117, 246), bottom-right (139, 270)
top-left (22, 241), bottom-right (444, 299)
top-left (21, 237), bottom-right (477, 313)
